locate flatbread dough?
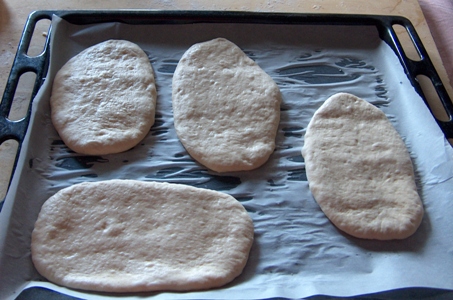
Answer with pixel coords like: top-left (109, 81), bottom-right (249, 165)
top-left (31, 180), bottom-right (254, 292)
top-left (50, 40), bottom-right (157, 155)
top-left (301, 93), bottom-right (424, 240)
top-left (172, 38), bottom-right (281, 172)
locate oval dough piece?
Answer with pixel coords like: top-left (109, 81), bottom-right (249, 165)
top-left (301, 93), bottom-right (423, 240)
top-left (31, 180), bottom-right (254, 292)
top-left (172, 38), bottom-right (281, 172)
top-left (50, 40), bottom-right (157, 155)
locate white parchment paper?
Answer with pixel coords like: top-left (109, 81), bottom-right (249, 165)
top-left (1, 14), bottom-right (453, 300)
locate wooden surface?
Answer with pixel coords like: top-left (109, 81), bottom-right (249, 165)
top-left (0, 0), bottom-right (451, 200)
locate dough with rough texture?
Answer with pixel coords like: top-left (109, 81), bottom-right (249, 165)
top-left (50, 40), bottom-right (157, 155)
top-left (302, 93), bottom-right (423, 240)
top-left (172, 38), bottom-right (281, 172)
top-left (31, 180), bottom-right (254, 292)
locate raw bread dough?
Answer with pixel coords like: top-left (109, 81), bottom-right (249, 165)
top-left (301, 93), bottom-right (424, 240)
top-left (50, 40), bottom-right (157, 155)
top-left (31, 180), bottom-right (254, 293)
top-left (172, 38), bottom-right (281, 172)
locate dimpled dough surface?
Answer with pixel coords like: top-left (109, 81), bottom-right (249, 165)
top-left (50, 40), bottom-right (157, 155)
top-left (31, 180), bottom-right (254, 292)
top-left (301, 93), bottom-right (424, 240)
top-left (172, 38), bottom-right (281, 172)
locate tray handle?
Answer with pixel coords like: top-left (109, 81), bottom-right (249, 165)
top-left (0, 11), bottom-right (52, 203)
top-left (379, 16), bottom-right (453, 139)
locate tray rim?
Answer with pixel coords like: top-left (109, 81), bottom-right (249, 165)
top-left (1, 9), bottom-right (453, 300)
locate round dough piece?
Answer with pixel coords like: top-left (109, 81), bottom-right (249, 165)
top-left (31, 180), bottom-right (254, 293)
top-left (172, 38), bottom-right (281, 172)
top-left (50, 40), bottom-right (157, 155)
top-left (301, 93), bottom-right (424, 240)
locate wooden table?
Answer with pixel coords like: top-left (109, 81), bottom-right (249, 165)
top-left (0, 0), bottom-right (451, 200)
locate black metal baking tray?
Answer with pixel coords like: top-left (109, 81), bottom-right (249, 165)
top-left (1, 10), bottom-right (453, 300)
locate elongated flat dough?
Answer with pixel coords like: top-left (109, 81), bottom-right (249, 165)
top-left (50, 40), bottom-right (157, 155)
top-left (172, 38), bottom-right (281, 172)
top-left (31, 180), bottom-right (254, 292)
top-left (301, 93), bottom-right (423, 240)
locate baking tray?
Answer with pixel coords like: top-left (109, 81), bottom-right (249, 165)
top-left (1, 10), bottom-right (453, 300)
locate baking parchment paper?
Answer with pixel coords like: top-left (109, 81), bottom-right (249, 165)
top-left (0, 14), bottom-right (453, 300)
